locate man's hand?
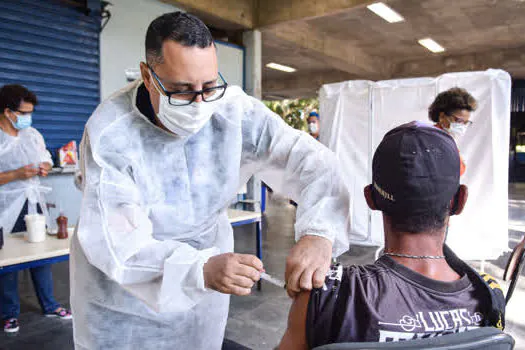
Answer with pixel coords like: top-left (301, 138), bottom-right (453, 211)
top-left (38, 162), bottom-right (52, 177)
top-left (15, 165), bottom-right (39, 180)
top-left (203, 253), bottom-right (263, 296)
top-left (285, 235), bottom-right (332, 298)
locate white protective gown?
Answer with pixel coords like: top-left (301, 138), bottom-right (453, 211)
top-left (0, 127), bottom-right (52, 234)
top-left (71, 81), bottom-right (350, 350)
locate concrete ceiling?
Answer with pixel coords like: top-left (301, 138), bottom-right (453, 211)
top-left (165, 0), bottom-right (525, 99)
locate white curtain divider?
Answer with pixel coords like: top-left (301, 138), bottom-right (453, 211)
top-left (319, 69), bottom-right (511, 260)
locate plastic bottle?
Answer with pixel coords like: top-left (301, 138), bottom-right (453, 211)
top-left (56, 213), bottom-right (68, 239)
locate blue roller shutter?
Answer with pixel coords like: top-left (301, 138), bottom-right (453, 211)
top-left (0, 0), bottom-right (100, 154)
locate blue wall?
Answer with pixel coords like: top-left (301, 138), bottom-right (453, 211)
top-left (0, 0), bottom-right (100, 156)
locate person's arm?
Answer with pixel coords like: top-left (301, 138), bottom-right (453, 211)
top-left (33, 130), bottom-right (53, 177)
top-left (279, 292), bottom-right (310, 350)
top-left (77, 128), bottom-right (261, 313)
top-left (280, 264), bottom-right (345, 350)
top-left (0, 169), bottom-right (18, 186)
top-left (240, 93), bottom-right (350, 296)
top-left (0, 166), bottom-right (39, 185)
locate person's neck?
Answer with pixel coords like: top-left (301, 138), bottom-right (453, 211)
top-left (383, 225), bottom-right (461, 282)
top-left (0, 114), bottom-right (18, 136)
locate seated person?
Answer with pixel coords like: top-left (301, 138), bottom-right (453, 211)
top-left (279, 121), bottom-right (505, 349)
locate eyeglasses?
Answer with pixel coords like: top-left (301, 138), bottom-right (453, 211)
top-left (447, 113), bottom-right (473, 126)
top-left (148, 65), bottom-right (228, 106)
top-left (10, 109), bottom-right (33, 116)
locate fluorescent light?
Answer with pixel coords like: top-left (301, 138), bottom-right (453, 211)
top-left (367, 2), bottom-right (404, 23)
top-left (266, 62), bottom-right (296, 73)
top-left (418, 38), bottom-right (446, 53)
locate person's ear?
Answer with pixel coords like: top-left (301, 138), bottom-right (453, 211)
top-left (450, 185), bottom-right (468, 215)
top-left (364, 185), bottom-right (378, 211)
top-left (438, 112), bottom-right (450, 129)
top-left (140, 62), bottom-right (153, 92)
top-left (3, 108), bottom-right (15, 122)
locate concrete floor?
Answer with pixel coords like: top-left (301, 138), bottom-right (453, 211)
top-left (2, 186), bottom-right (525, 349)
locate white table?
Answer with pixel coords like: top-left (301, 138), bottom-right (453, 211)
top-left (0, 231), bottom-right (72, 274)
top-left (0, 210), bottom-right (263, 278)
top-left (228, 209), bottom-right (263, 260)
top-left (228, 209), bottom-right (262, 225)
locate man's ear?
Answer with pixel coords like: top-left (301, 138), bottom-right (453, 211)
top-left (364, 185), bottom-right (378, 211)
top-left (140, 62), bottom-right (152, 91)
top-left (450, 185), bottom-right (468, 216)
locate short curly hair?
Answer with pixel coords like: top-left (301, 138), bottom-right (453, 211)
top-left (0, 84), bottom-right (38, 112)
top-left (428, 87), bottom-right (477, 123)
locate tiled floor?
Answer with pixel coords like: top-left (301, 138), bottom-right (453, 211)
top-left (2, 186), bottom-right (525, 350)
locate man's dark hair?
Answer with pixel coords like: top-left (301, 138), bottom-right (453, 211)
top-left (389, 205), bottom-right (450, 233)
top-left (0, 84), bottom-right (38, 112)
top-left (145, 11), bottom-right (214, 66)
top-left (428, 87), bottom-right (477, 122)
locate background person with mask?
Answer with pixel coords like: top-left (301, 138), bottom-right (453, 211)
top-left (428, 88), bottom-right (478, 176)
top-left (71, 12), bottom-right (350, 349)
top-left (0, 84), bottom-right (72, 334)
top-left (308, 111), bottom-right (320, 139)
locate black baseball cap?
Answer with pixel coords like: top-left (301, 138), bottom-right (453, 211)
top-left (371, 121), bottom-right (460, 216)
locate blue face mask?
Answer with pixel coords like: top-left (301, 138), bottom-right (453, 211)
top-left (9, 112), bottom-right (32, 130)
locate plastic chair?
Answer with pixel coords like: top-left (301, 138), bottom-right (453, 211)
top-left (503, 235), bottom-right (525, 305)
top-left (313, 327), bottom-right (514, 350)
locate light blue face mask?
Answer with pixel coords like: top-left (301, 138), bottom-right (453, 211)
top-left (8, 111), bottom-right (32, 130)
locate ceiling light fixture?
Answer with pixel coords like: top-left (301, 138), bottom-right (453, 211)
top-left (418, 38), bottom-right (446, 53)
top-left (367, 2), bottom-right (405, 23)
top-left (266, 62), bottom-right (296, 73)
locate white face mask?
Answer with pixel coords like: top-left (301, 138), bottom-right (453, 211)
top-left (152, 79), bottom-right (218, 137)
top-left (445, 122), bottom-right (468, 140)
top-left (308, 122), bottom-right (318, 134)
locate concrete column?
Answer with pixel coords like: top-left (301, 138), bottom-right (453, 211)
top-left (242, 30), bottom-right (262, 99)
top-left (242, 30), bottom-right (263, 207)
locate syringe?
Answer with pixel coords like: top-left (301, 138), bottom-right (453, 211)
top-left (260, 272), bottom-right (286, 289)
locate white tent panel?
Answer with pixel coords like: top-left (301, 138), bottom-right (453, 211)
top-left (320, 81), bottom-right (372, 244)
top-left (319, 69), bottom-right (511, 260)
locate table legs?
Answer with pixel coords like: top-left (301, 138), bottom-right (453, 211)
top-left (256, 221), bottom-right (262, 291)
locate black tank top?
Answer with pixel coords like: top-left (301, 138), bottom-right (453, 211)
top-left (306, 246), bottom-right (505, 347)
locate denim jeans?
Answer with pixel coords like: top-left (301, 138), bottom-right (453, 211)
top-left (0, 201), bottom-right (60, 320)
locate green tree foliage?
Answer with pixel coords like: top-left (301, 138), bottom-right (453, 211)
top-left (264, 98), bottom-right (319, 131)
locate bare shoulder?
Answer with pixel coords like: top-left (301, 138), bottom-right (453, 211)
top-left (278, 291), bottom-right (310, 350)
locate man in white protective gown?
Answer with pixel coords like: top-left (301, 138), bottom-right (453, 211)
top-left (70, 12), bottom-right (350, 349)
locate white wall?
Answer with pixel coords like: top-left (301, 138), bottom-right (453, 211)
top-left (100, 0), bottom-right (180, 99)
top-left (100, 0), bottom-right (245, 99)
top-left (41, 173), bottom-right (82, 227)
